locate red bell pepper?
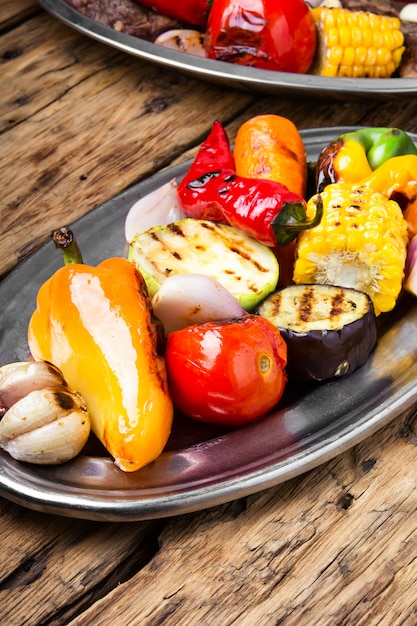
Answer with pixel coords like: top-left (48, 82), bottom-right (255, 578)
top-left (134, 0), bottom-right (212, 27)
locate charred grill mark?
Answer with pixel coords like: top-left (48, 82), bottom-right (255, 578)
top-left (298, 288), bottom-right (315, 322)
top-left (168, 223), bottom-right (186, 236)
top-left (280, 144), bottom-right (299, 164)
top-left (330, 291), bottom-right (345, 318)
top-left (270, 294), bottom-right (282, 316)
top-left (172, 251), bottom-right (181, 259)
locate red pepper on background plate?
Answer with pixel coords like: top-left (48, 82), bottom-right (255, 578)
top-left (205, 0), bottom-right (317, 74)
top-left (135, 0), bottom-right (211, 27)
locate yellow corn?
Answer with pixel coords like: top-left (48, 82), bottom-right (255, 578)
top-left (311, 7), bottom-right (405, 78)
top-left (293, 184), bottom-right (408, 315)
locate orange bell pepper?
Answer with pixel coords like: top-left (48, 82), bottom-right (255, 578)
top-left (28, 242), bottom-right (173, 472)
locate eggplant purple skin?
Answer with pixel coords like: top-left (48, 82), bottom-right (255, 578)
top-left (278, 310), bottom-right (378, 382)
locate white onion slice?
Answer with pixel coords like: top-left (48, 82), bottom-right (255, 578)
top-left (151, 274), bottom-right (247, 335)
top-left (154, 29), bottom-right (206, 57)
top-left (125, 178), bottom-right (186, 244)
top-left (404, 234), bottom-right (417, 297)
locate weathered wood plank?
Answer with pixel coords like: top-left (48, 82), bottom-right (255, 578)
top-left (0, 13), bottom-right (253, 277)
top-left (0, 0), bottom-right (37, 29)
top-left (63, 410), bottom-right (417, 626)
top-left (0, 498), bottom-right (166, 625)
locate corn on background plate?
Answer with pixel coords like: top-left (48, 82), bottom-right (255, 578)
top-left (1, 127), bottom-right (417, 522)
top-left (39, 0), bottom-right (417, 100)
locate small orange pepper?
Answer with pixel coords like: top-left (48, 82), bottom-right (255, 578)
top-left (233, 114), bottom-right (308, 198)
top-left (28, 251), bottom-right (173, 472)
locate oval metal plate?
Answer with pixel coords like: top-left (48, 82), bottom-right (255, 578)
top-left (0, 127), bottom-right (416, 521)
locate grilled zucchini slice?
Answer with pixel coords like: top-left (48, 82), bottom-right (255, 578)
top-left (128, 219), bottom-right (279, 311)
top-left (257, 284), bottom-right (377, 381)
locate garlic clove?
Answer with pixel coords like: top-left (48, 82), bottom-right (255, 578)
top-left (2, 410), bottom-right (91, 465)
top-left (0, 361), bottom-right (67, 410)
top-left (0, 387), bottom-right (87, 443)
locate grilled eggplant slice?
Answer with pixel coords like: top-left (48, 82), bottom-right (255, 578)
top-left (128, 219), bottom-right (279, 311)
top-left (257, 284), bottom-right (377, 381)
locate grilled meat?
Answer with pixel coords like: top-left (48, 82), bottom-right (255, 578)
top-left (65, 0), bottom-right (183, 41)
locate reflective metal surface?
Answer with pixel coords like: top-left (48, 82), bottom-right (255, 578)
top-left (38, 0), bottom-right (417, 99)
top-left (1, 127), bottom-right (417, 521)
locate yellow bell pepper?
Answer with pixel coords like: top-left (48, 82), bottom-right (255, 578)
top-left (359, 154), bottom-right (417, 209)
top-left (28, 243), bottom-right (173, 472)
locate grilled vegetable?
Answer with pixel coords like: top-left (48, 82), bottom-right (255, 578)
top-left (257, 284), bottom-right (377, 381)
top-left (28, 228), bottom-right (174, 473)
top-left (234, 114), bottom-right (308, 198)
top-left (177, 120), bottom-right (320, 249)
top-left (178, 169), bottom-right (320, 247)
top-left (0, 360), bottom-right (91, 465)
top-left (316, 127), bottom-right (417, 192)
top-left (233, 113), bottom-right (308, 286)
top-left (292, 184), bottom-right (408, 316)
top-left (205, 0), bottom-right (317, 73)
top-left (128, 219), bottom-right (279, 311)
top-left (0, 360), bottom-right (68, 411)
top-left (165, 315), bottom-right (287, 426)
top-left (151, 274), bottom-right (246, 335)
top-left (0, 386), bottom-right (90, 465)
top-left (310, 7), bottom-right (405, 78)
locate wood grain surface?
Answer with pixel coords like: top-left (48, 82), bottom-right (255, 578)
top-left (1, 2), bottom-right (417, 625)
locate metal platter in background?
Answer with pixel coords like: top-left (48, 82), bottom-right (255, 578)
top-left (38, 0), bottom-right (417, 99)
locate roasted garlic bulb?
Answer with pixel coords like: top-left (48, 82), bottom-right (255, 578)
top-left (0, 361), bottom-right (90, 465)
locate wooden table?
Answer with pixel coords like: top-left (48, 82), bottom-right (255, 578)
top-left (1, 2), bottom-right (417, 624)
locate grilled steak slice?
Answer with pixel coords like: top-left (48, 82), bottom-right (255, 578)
top-left (65, 0), bottom-right (183, 41)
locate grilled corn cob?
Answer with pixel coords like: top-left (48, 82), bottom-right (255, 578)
top-left (310, 7), bottom-right (405, 78)
top-left (293, 184), bottom-right (408, 315)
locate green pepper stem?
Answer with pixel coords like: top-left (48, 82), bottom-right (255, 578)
top-left (271, 199), bottom-right (323, 246)
top-left (51, 227), bottom-right (84, 265)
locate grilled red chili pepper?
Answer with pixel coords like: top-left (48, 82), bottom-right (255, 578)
top-left (135, 0), bottom-right (211, 27)
top-left (178, 169), bottom-right (322, 247)
top-left (178, 120), bottom-right (235, 221)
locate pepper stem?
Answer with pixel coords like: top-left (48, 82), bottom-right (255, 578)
top-left (51, 227), bottom-right (83, 265)
top-left (271, 198), bottom-right (323, 246)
